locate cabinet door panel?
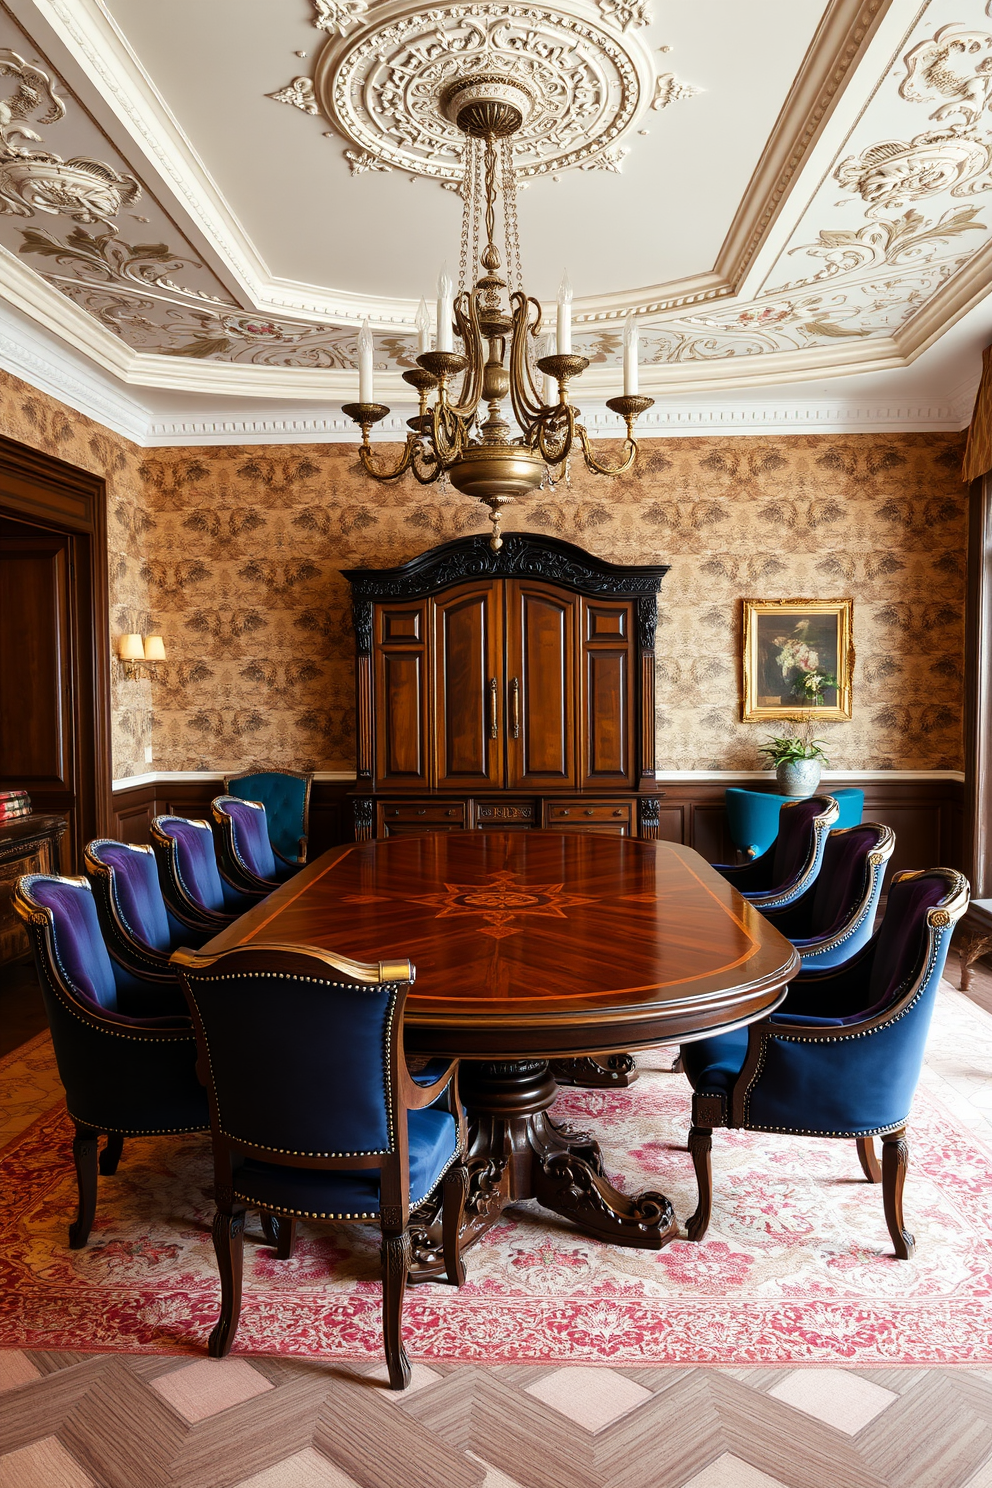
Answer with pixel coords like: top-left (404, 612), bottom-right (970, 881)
top-left (434, 584), bottom-right (503, 789)
top-left (373, 601), bottom-right (429, 788)
top-left (580, 598), bottom-right (634, 787)
top-left (506, 581), bottom-right (577, 788)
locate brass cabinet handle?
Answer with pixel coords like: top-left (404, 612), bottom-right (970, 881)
top-left (585, 809), bottom-right (595, 816)
top-left (511, 676), bottom-right (520, 738)
top-left (614, 809), bottom-right (623, 817)
top-left (489, 676), bottom-right (498, 739)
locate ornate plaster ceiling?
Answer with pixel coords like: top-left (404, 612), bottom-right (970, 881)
top-left (0, 0), bottom-right (989, 411)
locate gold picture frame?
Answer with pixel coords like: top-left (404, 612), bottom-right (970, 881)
top-left (742, 598), bottom-right (854, 722)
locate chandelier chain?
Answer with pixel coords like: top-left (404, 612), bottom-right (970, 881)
top-left (457, 140), bottom-right (473, 298)
top-left (471, 138), bottom-right (483, 288)
top-left (501, 138), bottom-right (523, 292)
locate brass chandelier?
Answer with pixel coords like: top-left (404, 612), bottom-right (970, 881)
top-left (342, 75), bottom-right (654, 550)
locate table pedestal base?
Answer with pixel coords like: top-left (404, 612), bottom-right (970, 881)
top-left (408, 1059), bottom-right (677, 1282)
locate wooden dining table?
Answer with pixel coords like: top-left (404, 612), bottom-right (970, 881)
top-left (192, 830), bottom-right (799, 1273)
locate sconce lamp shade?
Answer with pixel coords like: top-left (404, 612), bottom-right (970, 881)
top-left (143, 635), bottom-right (166, 662)
top-left (119, 634), bottom-right (145, 661)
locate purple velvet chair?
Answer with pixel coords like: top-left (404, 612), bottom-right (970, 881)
top-left (712, 795), bottom-right (839, 911)
top-left (84, 839), bottom-right (210, 1001)
top-left (680, 867), bottom-right (970, 1259)
top-left (12, 873), bottom-right (208, 1247)
top-left (174, 943), bottom-right (468, 1386)
top-left (760, 822), bottom-right (896, 970)
top-left (210, 796), bottom-right (300, 897)
top-left (150, 815), bottom-right (258, 935)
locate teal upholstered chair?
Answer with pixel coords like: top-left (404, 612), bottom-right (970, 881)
top-left (725, 786), bottom-right (865, 861)
top-left (224, 769), bottom-right (312, 865)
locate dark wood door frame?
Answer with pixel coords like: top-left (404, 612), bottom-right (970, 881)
top-left (0, 433), bottom-right (112, 866)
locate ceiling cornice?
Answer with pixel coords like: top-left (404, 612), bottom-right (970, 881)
top-left (714, 0), bottom-right (892, 294)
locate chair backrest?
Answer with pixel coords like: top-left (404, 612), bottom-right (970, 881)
top-left (151, 815), bottom-right (227, 915)
top-left (808, 823), bottom-right (892, 937)
top-left (225, 770), bottom-right (311, 862)
top-left (211, 796), bottom-right (277, 883)
top-left (864, 868), bottom-right (968, 1019)
top-left (176, 946), bottom-right (414, 1162)
top-left (14, 874), bottom-right (118, 1010)
top-left (772, 795), bottom-right (838, 889)
top-left (85, 839), bottom-right (174, 953)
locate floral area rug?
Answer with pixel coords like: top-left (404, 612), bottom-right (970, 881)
top-left (2, 990), bottom-right (992, 1367)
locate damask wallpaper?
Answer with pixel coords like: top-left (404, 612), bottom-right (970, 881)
top-left (0, 368), bottom-right (967, 777)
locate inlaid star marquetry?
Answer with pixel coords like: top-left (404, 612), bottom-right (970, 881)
top-left (412, 870), bottom-right (596, 940)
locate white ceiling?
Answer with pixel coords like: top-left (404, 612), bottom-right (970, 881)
top-left (0, 0), bottom-right (989, 430)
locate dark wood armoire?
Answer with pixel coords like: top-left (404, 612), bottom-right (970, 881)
top-left (343, 533), bottom-right (669, 841)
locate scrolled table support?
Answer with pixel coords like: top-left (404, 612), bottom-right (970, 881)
top-left (406, 1056), bottom-right (676, 1281)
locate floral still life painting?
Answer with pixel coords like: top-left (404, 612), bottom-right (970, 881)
top-left (742, 599), bottom-right (853, 721)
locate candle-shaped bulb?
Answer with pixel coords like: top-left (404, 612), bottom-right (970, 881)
top-left (357, 318), bottom-right (374, 404)
top-left (436, 262), bottom-right (454, 353)
top-left (415, 297), bottom-right (431, 354)
top-left (556, 270), bottom-right (572, 355)
top-left (541, 332), bottom-right (556, 406)
top-left (623, 310), bottom-right (638, 397)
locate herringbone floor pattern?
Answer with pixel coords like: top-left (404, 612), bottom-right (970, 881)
top-left (2, 1351), bottom-right (992, 1488)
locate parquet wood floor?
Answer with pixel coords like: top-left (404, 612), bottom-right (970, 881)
top-left (2, 949), bottom-right (991, 1487)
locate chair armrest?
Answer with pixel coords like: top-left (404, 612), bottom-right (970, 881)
top-left (712, 848), bottom-right (773, 890)
top-left (274, 844), bottom-right (305, 869)
top-left (400, 1057), bottom-right (459, 1109)
top-left (758, 881), bottom-right (816, 939)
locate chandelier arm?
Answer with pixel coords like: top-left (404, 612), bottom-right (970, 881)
top-left (508, 291), bottom-right (545, 429)
top-left (427, 398), bottom-right (468, 465)
top-left (576, 421), bottom-right (638, 478)
top-left (532, 406), bottom-right (575, 466)
top-left (357, 436), bottom-right (420, 483)
top-left (410, 444), bottom-right (445, 484)
top-left (450, 289), bottom-right (483, 419)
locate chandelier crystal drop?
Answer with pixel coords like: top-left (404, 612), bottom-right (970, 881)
top-left (342, 74), bottom-right (654, 550)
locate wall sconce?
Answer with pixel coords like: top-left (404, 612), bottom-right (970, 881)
top-left (118, 633), bottom-right (167, 680)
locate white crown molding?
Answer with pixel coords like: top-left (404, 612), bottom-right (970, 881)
top-left (113, 767), bottom-right (964, 792)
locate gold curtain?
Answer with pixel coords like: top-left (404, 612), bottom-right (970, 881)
top-left (963, 343), bottom-right (992, 482)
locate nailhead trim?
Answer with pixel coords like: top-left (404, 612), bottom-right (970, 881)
top-left (189, 971), bottom-right (400, 1157)
top-left (799, 859), bottom-right (885, 961)
top-left (740, 923), bottom-right (951, 1136)
top-left (68, 1107), bottom-right (206, 1136)
top-left (232, 1146), bottom-right (462, 1221)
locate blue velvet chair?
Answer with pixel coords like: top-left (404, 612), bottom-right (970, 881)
top-left (12, 873), bottom-right (208, 1248)
top-left (84, 839), bottom-right (211, 1002)
top-left (174, 944), bottom-right (468, 1386)
top-left (210, 796), bottom-right (300, 897)
top-left (761, 822), bottom-right (896, 970)
top-left (150, 815), bottom-right (258, 935)
top-left (712, 795), bottom-right (839, 911)
top-left (725, 786), bottom-right (865, 861)
top-left (224, 769), bottom-right (312, 865)
top-left (680, 867), bottom-right (970, 1259)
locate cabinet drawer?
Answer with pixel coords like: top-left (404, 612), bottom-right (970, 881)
top-left (474, 800), bottom-right (536, 829)
top-left (378, 801), bottom-right (466, 836)
top-left (544, 801), bottom-right (633, 835)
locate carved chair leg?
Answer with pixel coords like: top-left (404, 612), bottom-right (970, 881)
top-left (881, 1127), bottom-right (914, 1261)
top-left (276, 1217), bottom-right (297, 1261)
top-left (686, 1126), bottom-right (713, 1243)
top-left (441, 1163), bottom-right (468, 1287)
top-left (208, 1207), bottom-right (246, 1357)
top-left (259, 1210), bottom-right (278, 1247)
top-left (99, 1132), bottom-right (125, 1176)
top-left (960, 933), bottom-right (992, 991)
top-left (856, 1136), bottom-right (881, 1184)
top-left (68, 1124), bottom-right (99, 1249)
top-left (380, 1230), bottom-right (412, 1390)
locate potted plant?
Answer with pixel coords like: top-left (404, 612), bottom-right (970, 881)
top-left (757, 719), bottom-right (830, 797)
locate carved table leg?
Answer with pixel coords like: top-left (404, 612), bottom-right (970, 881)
top-left (407, 1057), bottom-right (676, 1281)
top-left (550, 1055), bottom-right (638, 1089)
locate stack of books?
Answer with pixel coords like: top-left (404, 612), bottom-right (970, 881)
top-left (0, 789), bottom-right (32, 822)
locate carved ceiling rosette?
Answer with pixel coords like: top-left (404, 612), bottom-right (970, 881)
top-left (311, 0), bottom-right (656, 184)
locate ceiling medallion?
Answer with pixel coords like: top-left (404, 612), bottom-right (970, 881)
top-left (342, 74), bottom-right (654, 547)
top-left (311, 0), bottom-right (655, 184)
